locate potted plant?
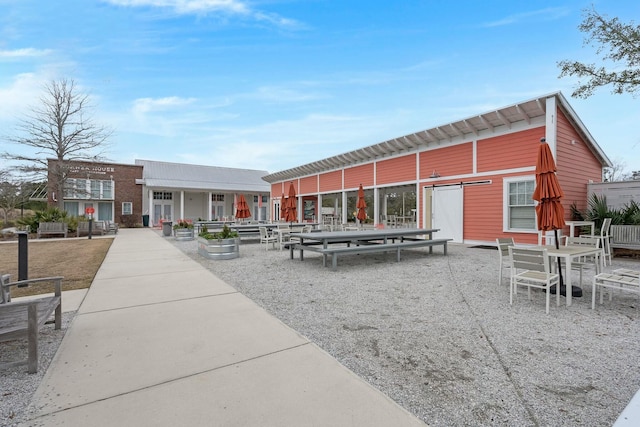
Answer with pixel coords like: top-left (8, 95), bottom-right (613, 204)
top-left (197, 225), bottom-right (240, 259)
top-left (172, 219), bottom-right (195, 240)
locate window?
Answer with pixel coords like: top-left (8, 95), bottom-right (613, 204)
top-left (102, 181), bottom-right (113, 199)
top-left (153, 191), bottom-right (173, 200)
top-left (503, 176), bottom-right (536, 231)
top-left (64, 179), bottom-right (114, 200)
top-left (211, 194), bottom-right (224, 202)
top-left (91, 180), bottom-right (100, 198)
top-left (122, 202), bottom-right (133, 215)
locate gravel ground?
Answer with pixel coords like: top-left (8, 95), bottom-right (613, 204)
top-left (3, 235), bottom-right (640, 426)
top-left (1, 312), bottom-right (75, 427)
top-left (172, 237), bottom-right (640, 427)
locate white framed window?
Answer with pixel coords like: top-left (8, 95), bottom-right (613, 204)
top-left (153, 191), bottom-right (173, 200)
top-left (122, 202), bottom-right (133, 215)
top-left (503, 176), bottom-right (536, 232)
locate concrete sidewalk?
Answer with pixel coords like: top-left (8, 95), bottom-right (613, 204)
top-left (24, 228), bottom-right (424, 426)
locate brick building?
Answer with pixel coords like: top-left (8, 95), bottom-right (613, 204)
top-left (47, 159), bottom-right (143, 225)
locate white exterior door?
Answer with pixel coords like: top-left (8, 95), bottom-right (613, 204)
top-left (431, 186), bottom-right (463, 243)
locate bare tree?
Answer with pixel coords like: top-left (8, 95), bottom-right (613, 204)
top-left (557, 8), bottom-right (640, 98)
top-left (2, 78), bottom-right (112, 209)
top-left (603, 158), bottom-right (632, 182)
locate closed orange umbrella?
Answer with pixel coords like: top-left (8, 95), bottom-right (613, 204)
top-left (532, 138), bottom-right (572, 295)
top-left (532, 139), bottom-right (565, 233)
top-left (235, 194), bottom-right (251, 220)
top-left (356, 184), bottom-right (367, 223)
top-left (284, 182), bottom-right (297, 223)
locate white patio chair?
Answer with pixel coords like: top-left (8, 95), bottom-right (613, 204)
top-left (259, 226), bottom-right (277, 251)
top-left (509, 246), bottom-right (560, 314)
top-left (598, 218), bottom-right (613, 266)
top-left (496, 237), bottom-right (515, 286)
top-left (564, 236), bottom-right (601, 286)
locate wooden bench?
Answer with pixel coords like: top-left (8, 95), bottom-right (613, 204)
top-left (610, 225), bottom-right (640, 250)
top-left (37, 222), bottom-right (68, 239)
top-left (1, 275), bottom-right (63, 373)
top-left (77, 220), bottom-right (106, 237)
top-left (315, 238), bottom-right (452, 270)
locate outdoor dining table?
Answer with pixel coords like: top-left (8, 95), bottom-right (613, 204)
top-left (288, 228), bottom-right (440, 261)
top-left (537, 244), bottom-right (604, 306)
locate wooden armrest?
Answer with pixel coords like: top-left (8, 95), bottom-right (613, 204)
top-left (3, 276), bottom-right (63, 296)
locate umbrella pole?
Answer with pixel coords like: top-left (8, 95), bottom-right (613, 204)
top-left (554, 229), bottom-right (564, 292)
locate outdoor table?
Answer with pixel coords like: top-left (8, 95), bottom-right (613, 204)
top-left (289, 228), bottom-right (440, 261)
top-left (537, 244), bottom-right (604, 306)
top-left (565, 220), bottom-right (596, 238)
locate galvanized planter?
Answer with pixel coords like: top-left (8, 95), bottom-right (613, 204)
top-left (197, 236), bottom-right (240, 260)
top-left (174, 228), bottom-right (195, 241)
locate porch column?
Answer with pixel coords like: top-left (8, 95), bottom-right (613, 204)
top-left (208, 192), bottom-right (212, 221)
top-left (180, 190), bottom-right (185, 220)
top-left (341, 192), bottom-right (348, 225)
top-left (148, 189), bottom-right (153, 227)
top-left (373, 187), bottom-right (379, 227)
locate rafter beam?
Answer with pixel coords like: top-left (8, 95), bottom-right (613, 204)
top-left (462, 119), bottom-right (478, 136)
top-left (478, 114), bottom-right (494, 132)
top-left (495, 110), bottom-right (511, 128)
top-left (515, 104), bottom-right (531, 124)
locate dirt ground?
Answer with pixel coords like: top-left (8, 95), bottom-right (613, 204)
top-left (0, 238), bottom-right (112, 298)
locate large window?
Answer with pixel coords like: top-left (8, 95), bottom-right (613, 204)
top-left (122, 202), bottom-right (133, 215)
top-left (504, 176), bottom-right (536, 231)
top-left (64, 179), bottom-right (114, 200)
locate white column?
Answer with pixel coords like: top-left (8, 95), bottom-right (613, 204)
top-left (148, 189), bottom-right (153, 227)
top-left (180, 190), bottom-right (185, 220)
top-left (341, 192), bottom-right (348, 225)
top-left (373, 187), bottom-right (379, 227)
top-left (208, 192), bottom-right (212, 221)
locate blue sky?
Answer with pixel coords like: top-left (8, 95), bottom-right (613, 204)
top-left (1, 0), bottom-right (639, 175)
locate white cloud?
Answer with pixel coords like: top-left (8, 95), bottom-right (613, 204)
top-left (0, 73), bottom-right (49, 120)
top-left (103, 0), bottom-right (302, 28)
top-left (481, 7), bottom-right (570, 28)
top-left (0, 48), bottom-right (53, 59)
top-left (132, 96), bottom-right (197, 114)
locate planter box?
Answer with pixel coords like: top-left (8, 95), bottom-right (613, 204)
top-left (174, 228), bottom-right (195, 241)
top-left (197, 236), bottom-right (240, 260)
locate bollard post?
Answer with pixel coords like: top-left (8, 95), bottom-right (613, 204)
top-left (88, 217), bottom-right (93, 239)
top-left (18, 231), bottom-right (28, 284)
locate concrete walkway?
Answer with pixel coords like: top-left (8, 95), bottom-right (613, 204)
top-left (24, 228), bottom-right (424, 426)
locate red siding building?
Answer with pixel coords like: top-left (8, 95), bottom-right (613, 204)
top-left (263, 92), bottom-right (611, 246)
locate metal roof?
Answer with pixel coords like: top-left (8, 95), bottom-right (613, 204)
top-left (262, 92), bottom-right (611, 183)
top-left (135, 160), bottom-right (270, 193)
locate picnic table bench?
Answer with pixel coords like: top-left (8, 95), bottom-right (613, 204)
top-left (37, 222), bottom-right (68, 239)
top-left (318, 238), bottom-right (451, 270)
top-left (1, 275), bottom-right (63, 373)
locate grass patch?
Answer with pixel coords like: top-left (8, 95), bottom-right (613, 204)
top-left (0, 238), bottom-right (113, 298)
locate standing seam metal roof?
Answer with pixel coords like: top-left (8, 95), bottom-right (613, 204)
top-left (135, 160), bottom-right (270, 193)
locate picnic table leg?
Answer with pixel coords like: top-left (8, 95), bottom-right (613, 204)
top-left (396, 247), bottom-right (401, 262)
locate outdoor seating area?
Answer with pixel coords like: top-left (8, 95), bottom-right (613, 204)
top-left (286, 228), bottom-right (449, 271)
top-left (167, 229), bottom-right (640, 426)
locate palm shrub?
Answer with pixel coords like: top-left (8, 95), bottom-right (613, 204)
top-left (17, 206), bottom-right (70, 233)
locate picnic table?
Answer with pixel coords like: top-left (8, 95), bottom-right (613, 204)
top-left (288, 228), bottom-right (450, 270)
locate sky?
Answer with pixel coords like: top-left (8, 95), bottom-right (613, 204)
top-left (1, 0), bottom-right (639, 176)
